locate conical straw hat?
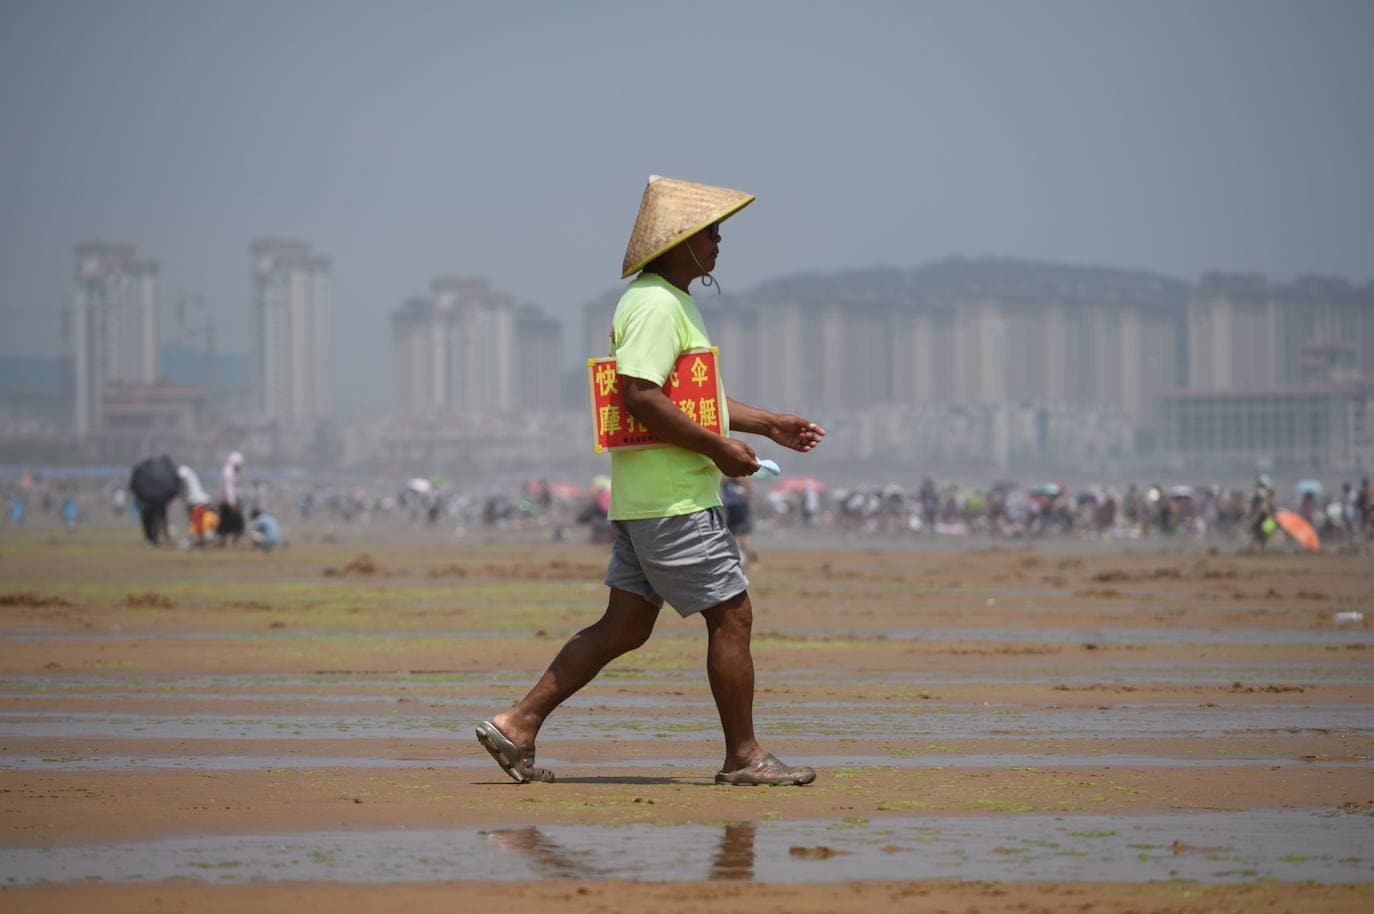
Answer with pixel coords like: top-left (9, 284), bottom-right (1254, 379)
top-left (620, 175), bottom-right (754, 278)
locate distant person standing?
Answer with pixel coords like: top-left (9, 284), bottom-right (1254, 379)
top-left (1249, 475), bottom-right (1276, 550)
top-left (1358, 477), bottom-right (1373, 543)
top-left (60, 487), bottom-right (80, 530)
top-left (1298, 490), bottom-right (1318, 525)
top-left (8, 471), bottom-right (34, 524)
top-left (7, 489), bottom-right (26, 525)
top-left (1340, 482), bottom-right (1357, 544)
top-left (721, 475), bottom-right (759, 566)
top-left (217, 451), bottom-right (246, 546)
top-left (111, 485), bottom-right (128, 517)
top-left (801, 479), bottom-right (822, 527)
top-left (129, 455), bottom-right (179, 546)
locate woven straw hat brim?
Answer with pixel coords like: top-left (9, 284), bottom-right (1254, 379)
top-left (621, 176), bottom-right (754, 279)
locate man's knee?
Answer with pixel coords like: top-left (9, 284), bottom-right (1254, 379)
top-left (596, 594), bottom-right (658, 653)
top-left (582, 615), bottom-right (651, 656)
top-left (705, 593), bottom-right (752, 637)
top-left (618, 617), bottom-right (655, 652)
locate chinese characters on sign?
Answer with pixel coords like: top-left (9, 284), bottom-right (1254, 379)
top-left (586, 348), bottom-right (723, 452)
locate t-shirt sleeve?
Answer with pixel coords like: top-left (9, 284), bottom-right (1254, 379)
top-left (614, 297), bottom-right (682, 386)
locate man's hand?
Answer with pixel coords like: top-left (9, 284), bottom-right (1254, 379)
top-left (768, 414), bottom-right (826, 453)
top-left (712, 437), bottom-right (759, 478)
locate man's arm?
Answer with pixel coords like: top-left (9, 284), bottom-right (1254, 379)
top-left (622, 377), bottom-right (759, 477)
top-left (726, 397), bottom-right (827, 453)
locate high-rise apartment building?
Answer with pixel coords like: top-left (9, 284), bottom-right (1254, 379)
top-left (1188, 273), bottom-right (1374, 389)
top-left (580, 291), bottom-right (620, 369)
top-left (391, 276), bottom-right (562, 417)
top-left (579, 259), bottom-right (1188, 442)
top-left (516, 304), bottom-right (563, 410)
top-left (1164, 273), bottom-right (1374, 470)
top-left (72, 241), bottom-right (160, 436)
top-left (744, 260), bottom-right (1188, 430)
top-left (251, 239), bottom-right (332, 422)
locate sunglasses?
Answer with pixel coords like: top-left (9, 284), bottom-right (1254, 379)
top-left (702, 223), bottom-right (721, 241)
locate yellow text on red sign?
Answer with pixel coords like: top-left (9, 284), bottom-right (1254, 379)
top-left (586, 348), bottom-right (723, 452)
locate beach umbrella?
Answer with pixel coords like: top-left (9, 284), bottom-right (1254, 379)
top-left (406, 477), bottom-right (434, 494)
top-left (1031, 482), bottom-right (1062, 497)
top-left (1295, 479), bottom-right (1324, 497)
top-left (1167, 485), bottom-right (1195, 499)
top-left (773, 476), bottom-right (826, 494)
top-left (129, 455), bottom-right (179, 505)
top-left (1274, 510), bottom-right (1320, 552)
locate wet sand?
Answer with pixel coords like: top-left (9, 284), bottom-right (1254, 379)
top-left (1, 526), bottom-right (1371, 912)
top-left (7, 880), bottom-right (1372, 914)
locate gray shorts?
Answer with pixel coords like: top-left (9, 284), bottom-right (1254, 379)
top-left (604, 506), bottom-right (749, 617)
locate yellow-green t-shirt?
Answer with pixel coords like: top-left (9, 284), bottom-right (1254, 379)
top-left (608, 273), bottom-right (730, 521)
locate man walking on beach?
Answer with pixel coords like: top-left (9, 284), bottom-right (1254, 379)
top-left (478, 175), bottom-right (825, 787)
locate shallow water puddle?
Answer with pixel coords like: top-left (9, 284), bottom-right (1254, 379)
top-left (2, 810), bottom-right (1370, 885)
top-left (875, 627), bottom-right (1374, 647)
top-left (1, 691), bottom-right (715, 711)
top-left (7, 626), bottom-right (1372, 647)
top-left (2, 628), bottom-right (531, 643)
top-left (2, 752), bottom-right (1367, 773)
top-left (1, 660), bottom-right (1369, 696)
top-left (3, 706), bottom-right (1370, 741)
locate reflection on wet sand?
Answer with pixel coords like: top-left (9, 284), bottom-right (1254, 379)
top-left (2, 811), bottom-right (1369, 884)
top-left (484, 826), bottom-right (607, 879)
top-left (709, 822), bottom-right (757, 880)
top-left (485, 821), bottom-right (757, 881)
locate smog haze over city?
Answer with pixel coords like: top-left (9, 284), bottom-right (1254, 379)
top-left (10, 7), bottom-right (1374, 908)
top-left (3, 1), bottom-right (1371, 411)
top-left (1, 0), bottom-right (1373, 491)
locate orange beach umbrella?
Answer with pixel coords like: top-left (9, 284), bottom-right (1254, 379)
top-left (1274, 510), bottom-right (1319, 552)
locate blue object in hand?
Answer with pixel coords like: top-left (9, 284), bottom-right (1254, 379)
top-left (754, 459), bottom-right (781, 477)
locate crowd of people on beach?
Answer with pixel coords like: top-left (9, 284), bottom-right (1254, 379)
top-left (755, 474), bottom-right (1374, 552)
top-left (121, 451), bottom-right (284, 551)
top-left (0, 452), bottom-right (288, 551)
top-left (6, 463), bottom-right (1373, 555)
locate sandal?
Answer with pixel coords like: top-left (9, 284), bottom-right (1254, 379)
top-left (715, 753), bottom-right (816, 786)
top-left (476, 719), bottom-right (556, 784)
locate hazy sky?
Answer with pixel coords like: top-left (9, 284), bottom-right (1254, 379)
top-left (2, 0), bottom-right (1371, 412)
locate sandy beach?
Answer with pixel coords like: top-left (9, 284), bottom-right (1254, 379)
top-left (1, 525), bottom-right (1371, 912)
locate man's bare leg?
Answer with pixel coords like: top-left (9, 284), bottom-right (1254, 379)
top-left (491, 587), bottom-right (660, 749)
top-left (702, 591), bottom-right (765, 772)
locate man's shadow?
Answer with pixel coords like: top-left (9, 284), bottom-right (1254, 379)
top-left (484, 821), bottom-right (757, 881)
top-left (473, 775), bottom-right (710, 786)
top-left (553, 775), bottom-right (704, 786)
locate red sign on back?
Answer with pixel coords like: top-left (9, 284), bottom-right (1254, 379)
top-left (587, 348), bottom-right (723, 452)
